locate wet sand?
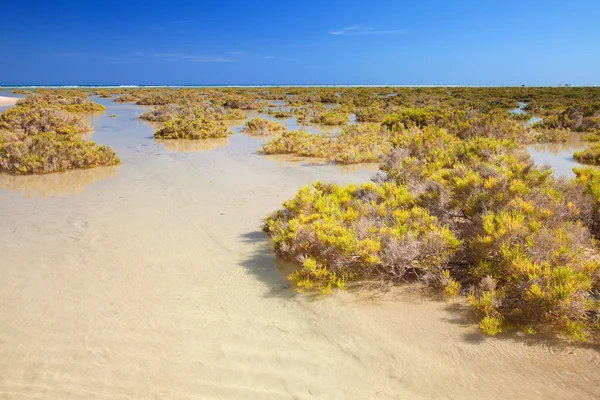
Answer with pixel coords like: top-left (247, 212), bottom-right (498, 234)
top-left (1, 98), bottom-right (599, 399)
top-left (0, 96), bottom-right (19, 106)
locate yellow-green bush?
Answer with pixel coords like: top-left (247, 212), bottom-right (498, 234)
top-left (257, 130), bottom-right (330, 157)
top-left (0, 106), bottom-right (92, 135)
top-left (16, 93), bottom-right (106, 113)
top-left (264, 181), bottom-right (461, 292)
top-left (0, 130), bottom-right (119, 174)
top-left (154, 114), bottom-right (231, 139)
top-left (242, 118), bottom-right (286, 136)
top-left (574, 144), bottom-right (600, 165)
top-left (311, 109), bottom-right (350, 125)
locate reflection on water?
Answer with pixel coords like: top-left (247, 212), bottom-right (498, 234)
top-left (155, 138), bottom-right (229, 153)
top-left (0, 166), bottom-right (119, 198)
top-left (526, 132), bottom-right (599, 178)
top-left (263, 153), bottom-right (379, 174)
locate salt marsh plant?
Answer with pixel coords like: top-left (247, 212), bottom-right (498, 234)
top-left (154, 113), bottom-right (231, 139)
top-left (264, 110), bottom-right (600, 342)
top-left (242, 118), bottom-right (286, 136)
top-left (16, 93), bottom-right (106, 113)
top-left (574, 144), bottom-right (600, 165)
top-left (0, 94), bottom-right (119, 174)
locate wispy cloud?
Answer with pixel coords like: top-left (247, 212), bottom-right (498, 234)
top-left (104, 51), bottom-right (244, 64)
top-left (329, 26), bottom-right (407, 36)
top-left (149, 52), bottom-right (240, 62)
top-left (263, 55), bottom-right (279, 59)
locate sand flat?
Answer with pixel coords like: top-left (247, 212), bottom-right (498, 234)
top-left (0, 95), bottom-right (19, 106)
top-left (1, 98), bottom-right (599, 400)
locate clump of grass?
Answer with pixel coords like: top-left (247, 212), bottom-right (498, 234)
top-left (267, 108), bottom-right (293, 119)
top-left (0, 106), bottom-right (92, 135)
top-left (311, 109), bottom-right (350, 125)
top-left (263, 181), bottom-right (461, 292)
top-left (258, 130), bottom-right (330, 157)
top-left (355, 106), bottom-right (385, 122)
top-left (536, 129), bottom-right (570, 143)
top-left (139, 104), bottom-right (180, 122)
top-left (114, 93), bottom-right (139, 103)
top-left (154, 114), bottom-right (231, 139)
top-left (110, 114), bottom-right (117, 118)
top-left (583, 129), bottom-right (600, 142)
top-left (258, 124), bottom-right (393, 164)
top-left (242, 118), bottom-right (286, 136)
top-left (140, 104), bottom-right (245, 123)
top-left (0, 94), bottom-right (119, 174)
top-left (574, 144), bottom-right (600, 165)
top-left (16, 93), bottom-right (106, 113)
top-left (0, 130), bottom-right (120, 174)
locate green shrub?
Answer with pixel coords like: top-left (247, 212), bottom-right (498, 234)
top-left (258, 130), bottom-right (330, 157)
top-left (154, 115), bottom-right (231, 139)
top-left (242, 118), bottom-right (286, 136)
top-left (16, 93), bottom-right (106, 113)
top-left (355, 106), bottom-right (385, 122)
top-left (0, 130), bottom-right (119, 174)
top-left (0, 106), bottom-right (92, 135)
top-left (574, 144), bottom-right (600, 165)
top-left (264, 181), bottom-right (461, 292)
top-left (536, 129), bottom-right (570, 143)
top-left (311, 109), bottom-right (350, 125)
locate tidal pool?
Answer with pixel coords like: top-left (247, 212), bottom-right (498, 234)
top-left (0, 97), bottom-right (599, 399)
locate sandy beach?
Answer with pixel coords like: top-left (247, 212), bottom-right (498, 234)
top-left (0, 95), bottom-right (19, 106)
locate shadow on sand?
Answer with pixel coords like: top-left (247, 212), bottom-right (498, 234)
top-left (239, 230), bottom-right (600, 352)
top-left (239, 230), bottom-right (297, 300)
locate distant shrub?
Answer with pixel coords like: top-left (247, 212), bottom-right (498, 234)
top-left (329, 123), bottom-right (393, 163)
top-left (139, 104), bottom-right (180, 122)
top-left (16, 93), bottom-right (106, 113)
top-left (258, 130), bottom-right (330, 157)
top-left (154, 114), bottom-right (231, 139)
top-left (114, 93), bottom-right (139, 103)
top-left (242, 118), bottom-right (286, 136)
top-left (267, 108), bottom-right (293, 119)
top-left (140, 104), bottom-right (245, 123)
top-left (311, 109), bottom-right (350, 125)
top-left (355, 106), bottom-right (385, 122)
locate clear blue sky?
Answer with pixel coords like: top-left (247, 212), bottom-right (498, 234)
top-left (1, 0), bottom-right (598, 85)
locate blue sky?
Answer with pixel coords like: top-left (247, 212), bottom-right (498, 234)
top-left (0, 0), bottom-right (598, 85)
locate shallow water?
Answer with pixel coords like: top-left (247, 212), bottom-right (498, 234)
top-left (526, 132), bottom-right (597, 178)
top-left (1, 98), bottom-right (599, 399)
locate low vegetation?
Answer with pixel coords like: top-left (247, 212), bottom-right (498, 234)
top-left (154, 108), bottom-right (232, 139)
top-left (574, 144), bottom-right (600, 165)
top-left (242, 118), bottom-right (286, 136)
top-left (264, 105), bottom-right (600, 343)
top-left (16, 92), bottom-right (106, 113)
top-left (0, 93), bottom-right (119, 174)
top-left (0, 100), bottom-right (119, 174)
